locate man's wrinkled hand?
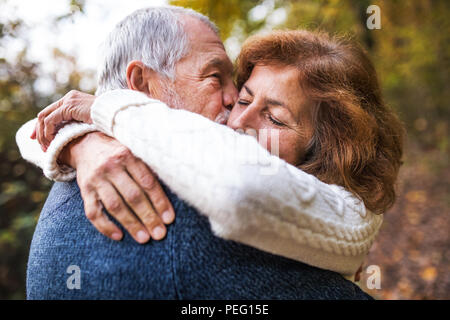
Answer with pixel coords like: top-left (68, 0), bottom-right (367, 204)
top-left (64, 131), bottom-right (175, 244)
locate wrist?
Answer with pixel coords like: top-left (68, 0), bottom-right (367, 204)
top-left (57, 131), bottom-right (112, 169)
top-left (57, 136), bottom-right (82, 169)
top-left (57, 132), bottom-right (96, 168)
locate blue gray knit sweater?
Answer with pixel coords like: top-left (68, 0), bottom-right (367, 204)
top-left (27, 181), bottom-right (372, 299)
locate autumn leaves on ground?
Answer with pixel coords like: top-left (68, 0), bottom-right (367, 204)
top-left (360, 141), bottom-right (449, 299)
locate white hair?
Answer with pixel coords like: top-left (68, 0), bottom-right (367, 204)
top-left (96, 6), bottom-right (219, 95)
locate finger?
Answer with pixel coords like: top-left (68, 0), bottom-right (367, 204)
top-left (37, 98), bottom-right (63, 148)
top-left (127, 159), bottom-right (175, 225)
top-left (79, 185), bottom-right (123, 241)
top-left (30, 127), bottom-right (36, 139)
top-left (109, 170), bottom-right (167, 241)
top-left (35, 119), bottom-right (47, 151)
top-left (43, 108), bottom-right (70, 148)
top-left (96, 182), bottom-right (151, 244)
top-left (37, 98), bottom-right (64, 120)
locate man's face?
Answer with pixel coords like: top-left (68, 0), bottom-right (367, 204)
top-left (171, 16), bottom-right (238, 122)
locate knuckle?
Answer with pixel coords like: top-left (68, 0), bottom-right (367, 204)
top-left (67, 90), bottom-right (79, 98)
top-left (126, 189), bottom-right (142, 205)
top-left (66, 97), bottom-right (78, 108)
top-left (43, 116), bottom-right (53, 126)
top-left (85, 209), bottom-right (97, 220)
top-left (114, 147), bottom-right (131, 161)
top-left (106, 199), bottom-right (121, 212)
top-left (142, 213), bottom-right (159, 227)
top-left (121, 216), bottom-right (140, 231)
top-left (65, 91), bottom-right (79, 106)
top-left (95, 160), bottom-right (114, 174)
top-left (80, 180), bottom-right (96, 194)
top-left (140, 174), bottom-right (156, 190)
top-left (94, 162), bottom-right (107, 174)
top-left (101, 148), bottom-right (130, 169)
top-left (154, 198), bottom-right (168, 211)
top-left (78, 181), bottom-right (90, 192)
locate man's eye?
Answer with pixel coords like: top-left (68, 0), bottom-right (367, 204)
top-left (210, 73), bottom-right (221, 79)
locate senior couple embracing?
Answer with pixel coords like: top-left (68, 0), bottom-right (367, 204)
top-left (16, 5), bottom-right (404, 299)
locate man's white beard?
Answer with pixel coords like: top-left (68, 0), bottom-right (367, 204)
top-left (161, 84), bottom-right (185, 110)
top-left (214, 109), bottom-right (230, 125)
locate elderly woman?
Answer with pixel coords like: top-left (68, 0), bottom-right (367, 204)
top-left (17, 29), bottom-right (403, 299)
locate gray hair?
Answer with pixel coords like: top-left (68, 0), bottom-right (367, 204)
top-left (96, 6), bottom-right (219, 95)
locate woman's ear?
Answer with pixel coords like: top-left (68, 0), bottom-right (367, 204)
top-left (126, 61), bottom-right (159, 97)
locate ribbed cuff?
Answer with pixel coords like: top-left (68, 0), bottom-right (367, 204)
top-left (91, 89), bottom-right (156, 137)
top-left (43, 122), bottom-right (98, 181)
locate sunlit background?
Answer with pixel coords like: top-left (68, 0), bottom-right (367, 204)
top-left (0, 0), bottom-right (448, 299)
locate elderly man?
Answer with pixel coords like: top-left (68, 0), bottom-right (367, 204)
top-left (18, 6), bottom-right (372, 299)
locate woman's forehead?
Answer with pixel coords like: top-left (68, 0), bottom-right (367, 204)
top-left (247, 65), bottom-right (305, 101)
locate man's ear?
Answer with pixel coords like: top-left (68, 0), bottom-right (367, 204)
top-left (126, 61), bottom-right (159, 97)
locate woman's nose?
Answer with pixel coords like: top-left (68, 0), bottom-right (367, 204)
top-left (228, 104), bottom-right (258, 131)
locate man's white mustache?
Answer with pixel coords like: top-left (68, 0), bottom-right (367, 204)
top-left (214, 109), bottom-right (230, 125)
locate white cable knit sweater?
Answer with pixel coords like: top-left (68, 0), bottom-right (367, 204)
top-left (16, 89), bottom-right (383, 276)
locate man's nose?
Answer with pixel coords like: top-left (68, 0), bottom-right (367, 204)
top-left (223, 83), bottom-right (238, 111)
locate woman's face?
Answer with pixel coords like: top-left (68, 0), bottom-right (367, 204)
top-left (227, 64), bottom-right (314, 166)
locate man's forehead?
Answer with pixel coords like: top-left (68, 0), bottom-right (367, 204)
top-left (178, 15), bottom-right (232, 69)
top-left (179, 15), bottom-right (224, 49)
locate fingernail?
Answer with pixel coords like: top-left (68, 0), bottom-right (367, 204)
top-left (162, 210), bottom-right (174, 224)
top-left (111, 232), bottom-right (122, 241)
top-left (136, 230), bottom-right (150, 243)
top-left (152, 226), bottom-right (166, 240)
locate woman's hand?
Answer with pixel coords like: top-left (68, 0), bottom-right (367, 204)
top-left (60, 131), bottom-right (175, 244)
top-left (31, 90), bottom-right (95, 151)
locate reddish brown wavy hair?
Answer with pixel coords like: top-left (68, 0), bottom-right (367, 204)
top-left (236, 30), bottom-right (405, 214)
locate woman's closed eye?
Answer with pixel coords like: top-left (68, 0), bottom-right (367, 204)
top-left (238, 100), bottom-right (286, 127)
top-left (265, 112), bottom-right (285, 127)
top-left (237, 99), bottom-right (250, 106)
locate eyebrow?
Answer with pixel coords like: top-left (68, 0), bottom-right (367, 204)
top-left (201, 57), bottom-right (232, 75)
top-left (243, 85), bottom-right (286, 107)
top-left (243, 85), bottom-right (254, 96)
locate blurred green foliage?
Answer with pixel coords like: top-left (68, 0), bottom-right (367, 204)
top-left (0, 0), bottom-right (92, 299)
top-left (0, 0), bottom-right (448, 299)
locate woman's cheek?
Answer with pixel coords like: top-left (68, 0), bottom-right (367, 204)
top-left (278, 131), bottom-right (304, 164)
